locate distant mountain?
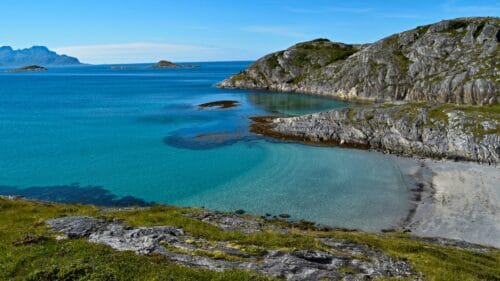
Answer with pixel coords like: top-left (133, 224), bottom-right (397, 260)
top-left (0, 46), bottom-right (81, 67)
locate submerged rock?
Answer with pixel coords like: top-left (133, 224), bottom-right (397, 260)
top-left (8, 65), bottom-right (48, 72)
top-left (198, 100), bottom-right (239, 109)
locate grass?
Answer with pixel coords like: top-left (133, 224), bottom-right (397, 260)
top-left (324, 231), bottom-right (500, 281)
top-left (0, 199), bottom-right (274, 281)
top-left (1, 198), bottom-right (500, 281)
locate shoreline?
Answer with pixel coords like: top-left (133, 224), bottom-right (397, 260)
top-left (251, 114), bottom-right (500, 247)
top-left (396, 156), bottom-right (500, 248)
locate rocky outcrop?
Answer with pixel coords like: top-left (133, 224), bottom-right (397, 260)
top-left (251, 103), bottom-right (499, 163)
top-left (219, 17), bottom-right (499, 105)
top-left (152, 60), bottom-right (180, 68)
top-left (46, 215), bottom-right (414, 280)
top-left (7, 65), bottom-right (48, 72)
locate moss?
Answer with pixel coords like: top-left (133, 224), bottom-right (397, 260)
top-left (416, 24), bottom-right (431, 35)
top-left (1, 198), bottom-right (500, 281)
top-left (266, 53), bottom-right (280, 69)
top-left (231, 72), bottom-right (247, 81)
top-left (439, 19), bottom-right (469, 36)
top-left (291, 40), bottom-right (358, 67)
top-left (393, 50), bottom-right (411, 73)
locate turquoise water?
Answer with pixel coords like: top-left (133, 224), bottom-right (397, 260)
top-left (0, 62), bottom-right (409, 231)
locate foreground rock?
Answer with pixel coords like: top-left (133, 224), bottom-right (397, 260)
top-left (46, 215), bottom-right (414, 280)
top-left (8, 65), bottom-right (48, 72)
top-left (219, 17), bottom-right (499, 105)
top-left (252, 103), bottom-right (499, 163)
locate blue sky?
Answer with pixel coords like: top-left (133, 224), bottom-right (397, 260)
top-left (1, 0), bottom-right (498, 63)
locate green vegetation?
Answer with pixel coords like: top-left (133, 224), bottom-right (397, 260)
top-left (416, 24), bottom-right (431, 35)
top-left (324, 231), bottom-right (500, 281)
top-left (393, 50), bottom-right (412, 73)
top-left (384, 102), bottom-right (499, 138)
top-left (266, 53), bottom-right (282, 69)
top-left (290, 40), bottom-right (358, 68)
top-left (439, 19), bottom-right (469, 36)
top-left (0, 199), bottom-right (273, 281)
top-left (1, 198), bottom-right (499, 281)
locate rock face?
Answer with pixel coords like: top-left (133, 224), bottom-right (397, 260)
top-left (46, 215), bottom-right (414, 280)
top-left (0, 46), bottom-right (81, 67)
top-left (252, 103), bottom-right (499, 163)
top-left (219, 17), bottom-right (499, 105)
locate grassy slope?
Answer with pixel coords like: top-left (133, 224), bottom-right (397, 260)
top-left (0, 198), bottom-right (499, 281)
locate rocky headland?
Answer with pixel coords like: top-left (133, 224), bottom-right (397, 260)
top-left (219, 17), bottom-right (499, 163)
top-left (219, 17), bottom-right (499, 105)
top-left (251, 103), bottom-right (499, 163)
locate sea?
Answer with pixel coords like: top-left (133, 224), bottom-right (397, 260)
top-left (0, 62), bottom-right (410, 231)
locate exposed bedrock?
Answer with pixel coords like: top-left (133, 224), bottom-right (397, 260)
top-left (219, 17), bottom-right (499, 105)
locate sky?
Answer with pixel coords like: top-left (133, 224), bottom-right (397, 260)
top-left (0, 0), bottom-right (498, 64)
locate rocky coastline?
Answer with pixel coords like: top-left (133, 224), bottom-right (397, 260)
top-left (219, 17), bottom-right (499, 105)
top-left (250, 103), bottom-right (499, 163)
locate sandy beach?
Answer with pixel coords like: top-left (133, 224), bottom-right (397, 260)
top-left (396, 157), bottom-right (500, 248)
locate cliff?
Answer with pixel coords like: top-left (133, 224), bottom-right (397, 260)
top-left (219, 17), bottom-right (499, 105)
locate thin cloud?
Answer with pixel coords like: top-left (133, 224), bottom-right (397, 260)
top-left (54, 42), bottom-right (215, 64)
top-left (243, 26), bottom-right (306, 38)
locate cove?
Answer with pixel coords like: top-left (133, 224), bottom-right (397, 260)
top-left (0, 62), bottom-right (410, 231)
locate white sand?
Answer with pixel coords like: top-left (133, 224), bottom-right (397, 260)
top-left (396, 157), bottom-right (500, 248)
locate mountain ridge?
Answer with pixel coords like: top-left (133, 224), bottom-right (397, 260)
top-left (0, 45), bottom-right (81, 67)
top-left (219, 17), bottom-right (499, 105)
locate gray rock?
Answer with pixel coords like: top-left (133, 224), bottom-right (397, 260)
top-left (46, 216), bottom-right (107, 238)
top-left (185, 211), bottom-right (263, 233)
top-left (219, 17), bottom-right (499, 105)
top-left (254, 104), bottom-right (499, 163)
top-left (46, 216), bottom-right (414, 280)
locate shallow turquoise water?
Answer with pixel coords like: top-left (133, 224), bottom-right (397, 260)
top-left (0, 62), bottom-right (409, 231)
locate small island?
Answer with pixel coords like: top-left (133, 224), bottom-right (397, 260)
top-left (151, 60), bottom-right (181, 69)
top-left (8, 65), bottom-right (48, 73)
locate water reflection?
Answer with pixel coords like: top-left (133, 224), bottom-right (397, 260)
top-left (246, 91), bottom-right (350, 116)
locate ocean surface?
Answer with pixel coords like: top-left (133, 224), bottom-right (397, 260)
top-left (0, 62), bottom-right (410, 231)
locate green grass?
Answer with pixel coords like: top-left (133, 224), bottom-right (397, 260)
top-left (0, 199), bottom-right (274, 281)
top-left (1, 198), bottom-right (499, 281)
top-left (324, 231), bottom-right (500, 281)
